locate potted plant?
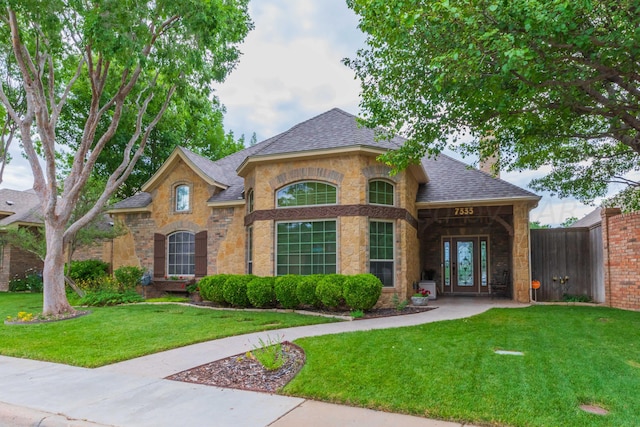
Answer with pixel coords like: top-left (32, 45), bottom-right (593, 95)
top-left (411, 288), bottom-right (431, 306)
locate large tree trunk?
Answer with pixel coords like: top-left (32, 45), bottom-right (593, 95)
top-left (42, 223), bottom-right (75, 316)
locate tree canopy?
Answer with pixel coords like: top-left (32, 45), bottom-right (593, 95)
top-left (345, 0), bottom-right (640, 204)
top-left (0, 0), bottom-right (252, 315)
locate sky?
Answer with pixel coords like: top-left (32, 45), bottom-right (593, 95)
top-left (1, 0), bottom-right (602, 225)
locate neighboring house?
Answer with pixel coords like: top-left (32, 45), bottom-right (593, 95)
top-left (0, 188), bottom-right (44, 290)
top-left (109, 108), bottom-right (540, 304)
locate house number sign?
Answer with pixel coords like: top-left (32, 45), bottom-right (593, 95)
top-left (454, 207), bottom-right (475, 216)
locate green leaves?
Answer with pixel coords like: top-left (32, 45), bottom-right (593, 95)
top-left (346, 0), bottom-right (640, 203)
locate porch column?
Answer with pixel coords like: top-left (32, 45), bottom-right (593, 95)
top-left (512, 202), bottom-right (532, 303)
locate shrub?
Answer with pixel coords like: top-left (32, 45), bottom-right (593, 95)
top-left (275, 275), bottom-right (300, 309)
top-left (67, 260), bottom-right (109, 282)
top-left (76, 275), bottom-right (118, 292)
top-left (222, 274), bottom-right (255, 307)
top-left (79, 290), bottom-right (143, 306)
top-left (343, 274), bottom-right (383, 310)
top-left (316, 274), bottom-right (345, 309)
top-left (9, 270), bottom-right (43, 293)
top-left (296, 275), bottom-right (320, 306)
top-left (114, 266), bottom-right (144, 292)
top-left (247, 276), bottom-right (276, 308)
top-left (198, 275), bottom-right (230, 303)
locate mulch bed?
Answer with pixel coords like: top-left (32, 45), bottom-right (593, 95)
top-left (167, 341), bottom-right (305, 393)
top-left (167, 304), bottom-right (437, 393)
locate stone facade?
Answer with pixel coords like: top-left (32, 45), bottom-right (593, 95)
top-left (602, 208), bottom-right (640, 311)
top-left (242, 153), bottom-right (419, 300)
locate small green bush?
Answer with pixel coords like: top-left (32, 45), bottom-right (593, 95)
top-left (222, 274), bottom-right (255, 307)
top-left (316, 274), bottom-right (345, 309)
top-left (296, 275), bottom-right (320, 306)
top-left (67, 260), bottom-right (109, 282)
top-left (198, 275), bottom-right (230, 303)
top-left (247, 276), bottom-right (276, 308)
top-left (9, 270), bottom-right (43, 293)
top-left (275, 275), bottom-right (300, 309)
top-left (114, 266), bottom-right (144, 292)
top-left (79, 290), bottom-right (143, 306)
top-left (343, 274), bottom-right (383, 310)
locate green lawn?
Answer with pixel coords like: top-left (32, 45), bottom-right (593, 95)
top-left (285, 305), bottom-right (640, 427)
top-left (0, 292), bottom-right (338, 367)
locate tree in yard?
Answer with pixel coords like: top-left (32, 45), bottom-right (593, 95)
top-left (62, 82), bottom-right (246, 199)
top-left (0, 1), bottom-right (252, 315)
top-left (345, 0), bottom-right (640, 204)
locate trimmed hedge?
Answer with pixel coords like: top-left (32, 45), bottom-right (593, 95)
top-left (296, 275), bottom-right (320, 306)
top-left (247, 276), bottom-right (277, 308)
top-left (316, 274), bottom-right (345, 309)
top-left (198, 273), bottom-right (382, 311)
top-left (274, 275), bottom-right (299, 309)
top-left (198, 275), bottom-right (230, 303)
top-left (222, 274), bottom-right (255, 307)
top-left (343, 274), bottom-right (383, 310)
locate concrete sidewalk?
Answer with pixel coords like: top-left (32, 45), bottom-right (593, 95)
top-left (0, 297), bottom-right (525, 426)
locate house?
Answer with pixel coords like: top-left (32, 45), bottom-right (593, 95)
top-left (108, 108), bottom-right (540, 304)
top-left (0, 188), bottom-right (44, 290)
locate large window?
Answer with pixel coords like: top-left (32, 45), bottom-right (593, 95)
top-left (175, 184), bottom-right (190, 212)
top-left (369, 180), bottom-right (394, 206)
top-left (167, 231), bottom-right (195, 275)
top-left (276, 221), bottom-right (337, 275)
top-left (276, 181), bottom-right (337, 207)
top-left (370, 221), bottom-right (394, 287)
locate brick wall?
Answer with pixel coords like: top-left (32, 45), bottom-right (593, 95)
top-left (602, 208), bottom-right (640, 310)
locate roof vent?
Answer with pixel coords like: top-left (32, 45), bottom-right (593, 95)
top-left (6, 200), bottom-right (14, 206)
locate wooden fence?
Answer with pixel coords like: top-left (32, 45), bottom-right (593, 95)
top-left (530, 226), bottom-right (604, 302)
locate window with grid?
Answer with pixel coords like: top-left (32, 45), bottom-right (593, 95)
top-left (167, 231), bottom-right (195, 275)
top-left (276, 181), bottom-right (337, 207)
top-left (369, 221), bottom-right (394, 287)
top-left (369, 180), bottom-right (394, 205)
top-left (175, 185), bottom-right (190, 212)
top-left (276, 221), bottom-right (337, 275)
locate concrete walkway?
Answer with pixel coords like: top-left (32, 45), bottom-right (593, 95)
top-left (0, 297), bottom-right (526, 427)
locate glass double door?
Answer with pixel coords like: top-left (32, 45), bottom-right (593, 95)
top-left (443, 236), bottom-right (488, 293)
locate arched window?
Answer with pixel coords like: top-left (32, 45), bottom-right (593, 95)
top-left (276, 181), bottom-right (337, 208)
top-left (167, 231), bottom-right (195, 275)
top-left (175, 184), bottom-right (190, 212)
top-left (368, 180), bottom-right (394, 206)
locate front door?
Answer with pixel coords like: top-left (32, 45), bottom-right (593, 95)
top-left (443, 236), bottom-right (489, 293)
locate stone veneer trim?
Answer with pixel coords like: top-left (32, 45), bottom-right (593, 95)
top-left (244, 205), bottom-right (418, 230)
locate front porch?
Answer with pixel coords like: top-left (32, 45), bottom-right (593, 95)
top-left (416, 203), bottom-right (532, 302)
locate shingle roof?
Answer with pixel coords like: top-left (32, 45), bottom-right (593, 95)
top-left (247, 108), bottom-right (403, 157)
top-left (115, 107), bottom-right (539, 208)
top-left (178, 146), bottom-right (230, 187)
top-left (0, 188), bottom-right (42, 226)
top-left (571, 207), bottom-right (602, 228)
top-left (416, 154), bottom-right (539, 204)
top-left (110, 192), bottom-right (152, 210)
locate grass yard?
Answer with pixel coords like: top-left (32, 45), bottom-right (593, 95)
top-left (0, 292), bottom-right (338, 367)
top-left (285, 305), bottom-right (640, 427)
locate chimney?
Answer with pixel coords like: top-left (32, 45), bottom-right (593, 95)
top-left (479, 133), bottom-right (500, 178)
top-left (479, 153), bottom-right (500, 178)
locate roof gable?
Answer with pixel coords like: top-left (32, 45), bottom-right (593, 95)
top-left (141, 146), bottom-right (230, 193)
